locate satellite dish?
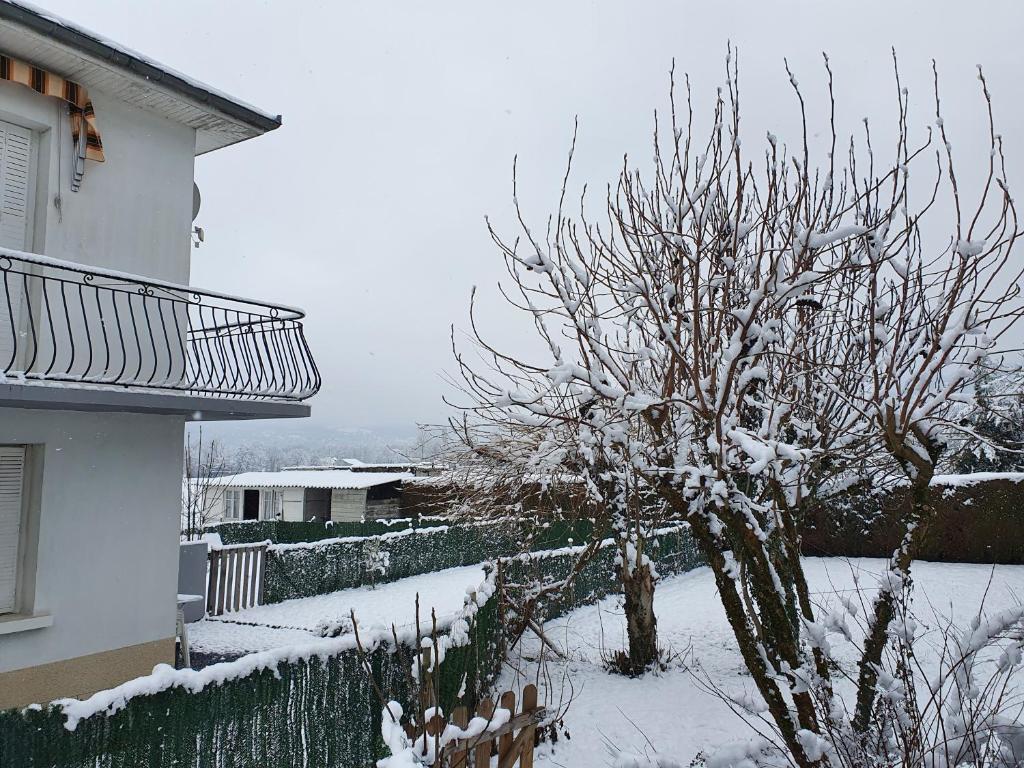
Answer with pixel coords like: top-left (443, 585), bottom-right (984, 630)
top-left (192, 183), bottom-right (202, 222)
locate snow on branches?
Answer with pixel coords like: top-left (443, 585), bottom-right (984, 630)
top-left (451, 51), bottom-right (1023, 768)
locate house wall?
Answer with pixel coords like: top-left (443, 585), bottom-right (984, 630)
top-left (0, 407), bottom-right (184, 702)
top-left (0, 79), bottom-right (198, 383)
top-left (0, 78), bottom-right (196, 282)
top-left (330, 489), bottom-right (367, 522)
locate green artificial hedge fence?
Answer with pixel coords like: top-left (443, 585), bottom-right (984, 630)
top-left (210, 516), bottom-right (603, 548)
top-left (0, 575), bottom-right (502, 768)
top-left (501, 525), bottom-right (705, 623)
top-left (802, 477), bottom-right (1024, 563)
top-left (0, 523), bottom-right (705, 768)
top-left (261, 518), bottom-right (651, 603)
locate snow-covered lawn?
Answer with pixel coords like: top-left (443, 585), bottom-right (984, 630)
top-left (501, 558), bottom-right (1024, 767)
top-left (189, 564), bottom-right (488, 658)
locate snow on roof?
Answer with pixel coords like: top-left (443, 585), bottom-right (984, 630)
top-left (340, 458), bottom-right (421, 469)
top-left (0, 0), bottom-right (280, 153)
top-left (212, 469), bottom-right (413, 490)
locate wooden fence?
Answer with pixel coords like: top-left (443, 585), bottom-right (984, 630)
top-left (411, 684), bottom-right (544, 768)
top-left (206, 543), bottom-right (266, 616)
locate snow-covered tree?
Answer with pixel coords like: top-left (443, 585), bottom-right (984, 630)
top-left (454, 53), bottom-right (1024, 766)
top-left (833, 65), bottom-right (1024, 737)
top-left (440, 408), bottom-right (672, 674)
top-left (182, 426), bottom-right (231, 539)
top-left (948, 367), bottom-right (1024, 473)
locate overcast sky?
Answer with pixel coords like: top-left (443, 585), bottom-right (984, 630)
top-left (38, 0), bottom-right (1024, 436)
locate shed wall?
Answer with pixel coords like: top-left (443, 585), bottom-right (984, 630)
top-left (330, 489), bottom-right (366, 522)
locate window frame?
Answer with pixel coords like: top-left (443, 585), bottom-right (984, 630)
top-left (261, 489), bottom-right (283, 521)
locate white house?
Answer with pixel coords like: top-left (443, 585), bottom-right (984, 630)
top-left (0, 3), bottom-right (318, 708)
top-left (210, 469), bottom-right (412, 523)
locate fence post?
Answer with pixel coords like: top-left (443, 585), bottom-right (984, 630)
top-left (206, 548), bottom-right (220, 615)
top-left (497, 690), bottom-right (516, 763)
top-left (240, 548), bottom-right (251, 607)
top-left (519, 685), bottom-right (538, 768)
top-left (217, 551), bottom-right (230, 615)
top-left (257, 546), bottom-right (266, 605)
top-left (473, 699), bottom-right (494, 767)
top-left (449, 707), bottom-right (469, 768)
top-left (420, 647), bottom-right (435, 712)
top-left (232, 547), bottom-right (244, 611)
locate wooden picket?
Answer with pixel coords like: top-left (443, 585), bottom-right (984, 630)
top-left (410, 684), bottom-right (544, 768)
top-left (206, 543), bottom-right (267, 616)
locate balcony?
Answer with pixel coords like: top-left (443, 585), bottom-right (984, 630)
top-left (0, 248), bottom-right (320, 420)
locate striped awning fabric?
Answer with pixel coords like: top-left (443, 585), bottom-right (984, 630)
top-left (0, 52), bottom-right (104, 189)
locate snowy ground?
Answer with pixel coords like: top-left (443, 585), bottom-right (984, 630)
top-left (189, 564), bottom-right (487, 660)
top-left (500, 558), bottom-right (1024, 767)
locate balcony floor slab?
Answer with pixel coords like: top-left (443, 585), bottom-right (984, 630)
top-left (0, 382), bottom-right (311, 420)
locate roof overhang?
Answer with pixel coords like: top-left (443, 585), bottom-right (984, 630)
top-left (0, 0), bottom-right (281, 154)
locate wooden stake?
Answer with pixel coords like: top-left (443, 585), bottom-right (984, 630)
top-left (519, 685), bottom-right (538, 768)
top-left (449, 706), bottom-right (469, 768)
top-left (474, 699), bottom-right (494, 767)
top-left (498, 691), bottom-right (516, 763)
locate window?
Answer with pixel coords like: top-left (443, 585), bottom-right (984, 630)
top-left (261, 490), bottom-right (283, 520)
top-left (0, 446), bottom-right (26, 614)
top-left (223, 490), bottom-right (241, 521)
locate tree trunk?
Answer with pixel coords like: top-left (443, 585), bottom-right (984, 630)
top-left (620, 555), bottom-right (659, 675)
top-left (852, 480), bottom-right (932, 732)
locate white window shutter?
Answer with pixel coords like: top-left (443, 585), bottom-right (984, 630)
top-left (0, 446), bottom-right (26, 614)
top-left (0, 121), bottom-right (32, 251)
top-left (0, 121), bottom-right (32, 374)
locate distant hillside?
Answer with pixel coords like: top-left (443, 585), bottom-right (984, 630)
top-left (186, 422), bottom-right (430, 472)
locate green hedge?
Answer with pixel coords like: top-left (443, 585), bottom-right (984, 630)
top-left (802, 478), bottom-right (1024, 563)
top-left (265, 525), bottom-right (517, 603)
top-left (262, 519), bottom-right (630, 603)
top-left (502, 526), bottom-right (705, 623)
top-left (0, 577), bottom-right (502, 768)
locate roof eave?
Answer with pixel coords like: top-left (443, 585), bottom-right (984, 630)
top-left (0, 1), bottom-right (282, 137)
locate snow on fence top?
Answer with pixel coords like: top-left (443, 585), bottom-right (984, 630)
top-left (258, 518), bottom-right (509, 552)
top-left (507, 523), bottom-right (690, 562)
top-left (930, 472), bottom-right (1024, 488)
top-left (266, 524), bottom-right (450, 552)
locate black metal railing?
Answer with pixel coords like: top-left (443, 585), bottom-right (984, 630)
top-left (0, 248), bottom-right (320, 401)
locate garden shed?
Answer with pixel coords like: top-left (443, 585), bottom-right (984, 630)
top-left (208, 469), bottom-right (412, 523)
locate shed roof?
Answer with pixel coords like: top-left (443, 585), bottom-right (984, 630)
top-left (211, 470), bottom-right (413, 490)
top-left (0, 1), bottom-right (281, 154)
